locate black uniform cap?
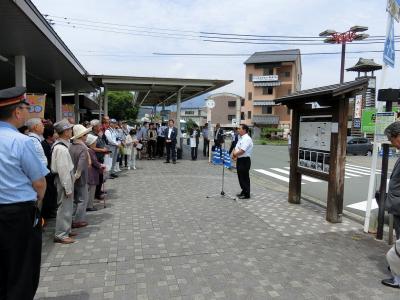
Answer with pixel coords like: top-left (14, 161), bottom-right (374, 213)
top-left (0, 86), bottom-right (28, 108)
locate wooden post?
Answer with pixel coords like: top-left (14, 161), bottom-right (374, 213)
top-left (326, 96), bottom-right (348, 223)
top-left (288, 108), bottom-right (302, 204)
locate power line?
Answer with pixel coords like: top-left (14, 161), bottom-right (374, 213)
top-left (52, 22), bottom-right (396, 46)
top-left (44, 13), bottom-right (395, 41)
top-left (152, 50), bottom-right (400, 56)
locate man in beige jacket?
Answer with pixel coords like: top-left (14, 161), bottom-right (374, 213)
top-left (51, 119), bottom-right (76, 244)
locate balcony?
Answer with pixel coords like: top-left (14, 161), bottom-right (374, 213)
top-left (253, 115), bottom-right (279, 125)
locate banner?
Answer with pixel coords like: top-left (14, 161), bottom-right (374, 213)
top-left (383, 16), bottom-right (395, 67)
top-left (26, 94), bottom-right (46, 119)
top-left (62, 104), bottom-right (75, 119)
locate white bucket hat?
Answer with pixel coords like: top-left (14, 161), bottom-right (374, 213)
top-left (71, 124), bottom-right (92, 140)
top-left (85, 134), bottom-right (98, 146)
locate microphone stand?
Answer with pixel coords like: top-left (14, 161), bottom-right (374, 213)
top-left (206, 138), bottom-right (236, 201)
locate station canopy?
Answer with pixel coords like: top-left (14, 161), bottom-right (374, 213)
top-left (89, 75), bottom-right (233, 106)
top-left (0, 0), bottom-right (95, 93)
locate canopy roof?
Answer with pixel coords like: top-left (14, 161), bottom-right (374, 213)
top-left (346, 58), bottom-right (382, 72)
top-left (275, 79), bottom-right (369, 108)
top-left (0, 0), bottom-right (95, 93)
top-left (89, 75), bottom-right (232, 106)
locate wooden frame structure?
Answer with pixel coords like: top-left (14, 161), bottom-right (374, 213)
top-left (275, 79), bottom-right (368, 223)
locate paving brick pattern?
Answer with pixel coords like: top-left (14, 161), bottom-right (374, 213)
top-left (35, 159), bottom-right (400, 299)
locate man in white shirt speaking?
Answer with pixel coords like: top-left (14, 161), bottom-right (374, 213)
top-left (232, 124), bottom-right (253, 199)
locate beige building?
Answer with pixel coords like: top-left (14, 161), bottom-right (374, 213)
top-left (207, 93), bottom-right (244, 128)
top-left (243, 49), bottom-right (302, 132)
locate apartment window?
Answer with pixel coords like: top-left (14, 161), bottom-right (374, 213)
top-left (263, 68), bottom-right (274, 75)
top-left (262, 87), bottom-right (273, 95)
top-left (241, 112), bottom-right (245, 120)
top-left (248, 73), bottom-right (253, 82)
top-left (185, 110), bottom-right (194, 115)
top-left (285, 71), bottom-right (291, 77)
top-left (262, 106), bottom-right (273, 114)
top-left (248, 92), bottom-right (252, 101)
top-left (247, 111), bottom-right (252, 119)
top-left (228, 100), bottom-right (236, 107)
top-left (241, 99), bottom-right (245, 106)
top-left (228, 114), bottom-right (235, 121)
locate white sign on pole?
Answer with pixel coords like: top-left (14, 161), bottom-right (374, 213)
top-left (375, 112), bottom-right (396, 143)
top-left (231, 118), bottom-right (238, 126)
top-left (205, 99), bottom-right (215, 109)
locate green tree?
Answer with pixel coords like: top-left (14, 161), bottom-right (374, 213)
top-left (107, 91), bottom-right (139, 121)
top-left (185, 118), bottom-right (197, 131)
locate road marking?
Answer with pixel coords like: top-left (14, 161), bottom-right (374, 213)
top-left (346, 163), bottom-right (381, 173)
top-left (346, 200), bottom-right (379, 211)
top-left (253, 169), bottom-right (305, 184)
top-left (271, 168), bottom-right (322, 182)
top-left (344, 170), bottom-right (362, 177)
top-left (283, 167), bottom-right (351, 179)
top-left (343, 167), bottom-right (373, 176)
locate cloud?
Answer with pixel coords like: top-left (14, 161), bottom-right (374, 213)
top-left (32, 0), bottom-right (399, 96)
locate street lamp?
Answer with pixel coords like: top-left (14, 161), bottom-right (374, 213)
top-left (319, 26), bottom-right (369, 83)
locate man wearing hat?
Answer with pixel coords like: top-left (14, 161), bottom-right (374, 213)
top-left (0, 87), bottom-right (49, 299)
top-left (51, 119), bottom-right (76, 244)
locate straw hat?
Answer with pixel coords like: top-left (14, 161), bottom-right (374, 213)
top-left (85, 134), bottom-right (98, 146)
top-left (71, 124), bottom-right (92, 140)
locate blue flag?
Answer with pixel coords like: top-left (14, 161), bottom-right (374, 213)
top-left (383, 17), bottom-right (395, 67)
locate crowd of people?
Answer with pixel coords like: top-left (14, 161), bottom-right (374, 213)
top-left (18, 116), bottom-right (192, 244)
top-left (0, 86), bottom-right (256, 300)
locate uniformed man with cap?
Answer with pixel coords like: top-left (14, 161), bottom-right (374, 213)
top-left (0, 87), bottom-right (49, 300)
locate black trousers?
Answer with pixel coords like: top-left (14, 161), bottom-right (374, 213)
top-left (394, 214), bottom-right (400, 240)
top-left (191, 146), bottom-right (198, 160)
top-left (157, 137), bottom-right (165, 157)
top-left (203, 138), bottom-right (209, 156)
top-left (96, 173), bottom-right (104, 197)
top-left (165, 142), bottom-right (176, 162)
top-left (237, 157), bottom-right (251, 196)
top-left (147, 140), bottom-right (157, 158)
top-left (0, 202), bottom-right (42, 300)
top-left (41, 173), bottom-right (57, 219)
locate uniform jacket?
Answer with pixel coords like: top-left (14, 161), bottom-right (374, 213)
top-left (51, 139), bottom-right (74, 195)
top-left (164, 127), bottom-right (178, 144)
top-left (69, 141), bottom-right (89, 187)
top-left (387, 156), bottom-right (400, 215)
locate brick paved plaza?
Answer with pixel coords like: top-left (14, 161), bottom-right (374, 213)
top-left (35, 159), bottom-right (399, 300)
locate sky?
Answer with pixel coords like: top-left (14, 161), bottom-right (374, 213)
top-left (32, 0), bottom-right (400, 104)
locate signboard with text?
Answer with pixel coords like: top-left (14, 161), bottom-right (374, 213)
top-left (298, 115), bottom-right (332, 173)
top-left (26, 94), bottom-right (46, 119)
top-left (375, 112), bottom-right (396, 142)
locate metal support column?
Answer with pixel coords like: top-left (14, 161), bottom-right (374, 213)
top-left (15, 55), bottom-right (26, 87)
top-left (74, 91), bottom-right (80, 124)
top-left (176, 88), bottom-right (182, 148)
top-left (55, 80), bottom-right (62, 122)
top-left (104, 85), bottom-right (108, 116)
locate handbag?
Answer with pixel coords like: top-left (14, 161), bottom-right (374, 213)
top-left (103, 154), bottom-right (113, 172)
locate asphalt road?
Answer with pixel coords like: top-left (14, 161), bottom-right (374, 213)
top-left (250, 144), bottom-right (398, 217)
